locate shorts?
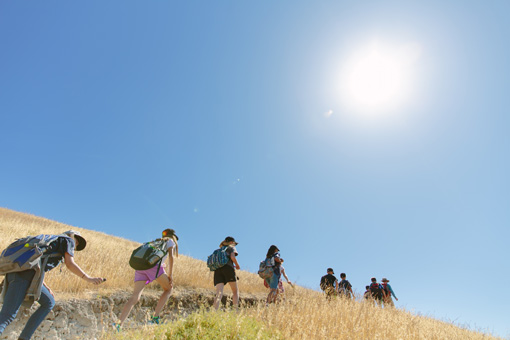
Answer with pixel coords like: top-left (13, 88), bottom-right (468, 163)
top-left (265, 272), bottom-right (280, 290)
top-left (134, 265), bottom-right (166, 285)
top-left (214, 265), bottom-right (237, 286)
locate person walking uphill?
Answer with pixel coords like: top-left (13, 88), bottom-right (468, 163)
top-left (369, 277), bottom-right (386, 306)
top-left (381, 278), bottom-right (398, 307)
top-left (320, 268), bottom-right (338, 300)
top-left (338, 273), bottom-right (354, 299)
top-left (115, 228), bottom-right (178, 330)
top-left (264, 245), bottom-right (284, 304)
top-left (210, 237), bottom-right (241, 310)
top-left (0, 231), bottom-right (104, 340)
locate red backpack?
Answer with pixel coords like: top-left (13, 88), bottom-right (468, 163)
top-left (370, 282), bottom-right (383, 299)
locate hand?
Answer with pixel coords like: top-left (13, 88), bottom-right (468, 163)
top-left (396, 298), bottom-right (398, 301)
top-left (235, 265), bottom-right (241, 271)
top-left (86, 277), bottom-right (105, 285)
top-left (45, 285), bottom-right (55, 297)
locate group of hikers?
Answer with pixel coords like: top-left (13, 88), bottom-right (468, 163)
top-left (0, 228), bottom-right (393, 339)
top-left (320, 268), bottom-right (398, 307)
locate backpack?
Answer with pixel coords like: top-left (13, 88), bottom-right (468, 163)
top-left (370, 282), bottom-right (383, 299)
top-left (129, 238), bottom-right (169, 273)
top-left (206, 246), bottom-right (230, 271)
top-left (258, 258), bottom-right (274, 279)
top-left (0, 234), bottom-right (69, 304)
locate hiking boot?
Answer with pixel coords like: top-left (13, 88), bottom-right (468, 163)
top-left (149, 316), bottom-right (160, 325)
top-left (112, 323), bottom-right (121, 332)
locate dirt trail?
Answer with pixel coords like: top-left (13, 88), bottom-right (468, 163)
top-left (0, 288), bottom-right (263, 340)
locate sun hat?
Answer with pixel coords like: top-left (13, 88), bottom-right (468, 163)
top-left (382, 278), bottom-right (390, 282)
top-left (63, 230), bottom-right (86, 251)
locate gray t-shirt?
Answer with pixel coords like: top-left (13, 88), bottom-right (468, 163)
top-left (226, 246), bottom-right (238, 268)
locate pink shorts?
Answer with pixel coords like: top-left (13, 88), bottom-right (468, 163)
top-left (134, 265), bottom-right (167, 284)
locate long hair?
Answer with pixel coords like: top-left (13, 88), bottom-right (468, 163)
top-left (162, 228), bottom-right (179, 257)
top-left (266, 245), bottom-right (279, 258)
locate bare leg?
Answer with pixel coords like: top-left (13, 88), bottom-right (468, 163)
top-left (227, 281), bottom-right (239, 309)
top-left (266, 288), bottom-right (278, 304)
top-left (118, 281), bottom-right (146, 324)
top-left (213, 283), bottom-right (225, 310)
top-left (154, 274), bottom-right (173, 317)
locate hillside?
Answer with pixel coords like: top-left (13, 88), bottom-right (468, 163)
top-left (0, 208), bottom-right (500, 340)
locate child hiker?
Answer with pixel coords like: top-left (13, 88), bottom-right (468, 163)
top-left (264, 245), bottom-right (284, 304)
top-left (114, 228), bottom-right (178, 330)
top-left (212, 237), bottom-right (241, 310)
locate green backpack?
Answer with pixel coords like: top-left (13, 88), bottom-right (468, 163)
top-left (129, 238), bottom-right (168, 274)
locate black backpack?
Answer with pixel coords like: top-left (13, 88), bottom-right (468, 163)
top-left (370, 282), bottom-right (383, 299)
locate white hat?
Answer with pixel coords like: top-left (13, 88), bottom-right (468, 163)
top-left (63, 230), bottom-right (87, 251)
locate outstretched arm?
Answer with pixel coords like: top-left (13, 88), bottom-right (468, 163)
top-left (64, 252), bottom-right (103, 284)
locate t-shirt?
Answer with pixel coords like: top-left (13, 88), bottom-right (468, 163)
top-left (44, 236), bottom-right (76, 272)
top-left (225, 246), bottom-right (238, 269)
top-left (338, 279), bottom-right (352, 295)
top-left (320, 274), bottom-right (337, 290)
top-left (160, 238), bottom-right (176, 267)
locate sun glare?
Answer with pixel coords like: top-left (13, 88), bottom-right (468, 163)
top-left (339, 41), bottom-right (422, 116)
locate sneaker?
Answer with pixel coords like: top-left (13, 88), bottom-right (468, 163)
top-left (112, 323), bottom-right (121, 332)
top-left (149, 316), bottom-right (160, 325)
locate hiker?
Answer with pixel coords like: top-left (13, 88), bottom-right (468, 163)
top-left (0, 231), bottom-right (104, 340)
top-left (263, 263), bottom-right (292, 300)
top-left (369, 277), bottom-right (386, 306)
top-left (264, 245), bottom-right (283, 304)
top-left (212, 237), bottom-right (240, 310)
top-left (114, 228), bottom-right (178, 329)
top-left (338, 273), bottom-right (354, 299)
top-left (320, 268), bottom-right (338, 300)
top-left (363, 285), bottom-right (372, 300)
top-left (381, 278), bottom-right (398, 307)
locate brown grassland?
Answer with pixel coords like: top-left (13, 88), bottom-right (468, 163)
top-left (0, 208), bottom-right (500, 339)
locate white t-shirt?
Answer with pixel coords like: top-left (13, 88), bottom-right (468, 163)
top-left (161, 238), bottom-right (175, 266)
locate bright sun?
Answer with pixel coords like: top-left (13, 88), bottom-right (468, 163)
top-left (339, 41), bottom-right (422, 115)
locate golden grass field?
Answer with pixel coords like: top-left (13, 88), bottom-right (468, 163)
top-left (0, 208), bottom-right (500, 340)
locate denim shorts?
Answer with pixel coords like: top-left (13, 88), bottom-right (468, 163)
top-left (265, 272), bottom-right (280, 289)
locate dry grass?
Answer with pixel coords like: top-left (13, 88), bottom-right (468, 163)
top-left (1, 208), bottom-right (500, 339)
top-left (244, 289), bottom-right (499, 340)
top-left (108, 290), bottom-right (500, 340)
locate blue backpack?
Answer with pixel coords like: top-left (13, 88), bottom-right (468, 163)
top-left (206, 246), bottom-right (229, 271)
top-left (0, 234), bottom-right (64, 275)
top-left (0, 234), bottom-right (69, 305)
top-left (258, 258), bottom-right (274, 279)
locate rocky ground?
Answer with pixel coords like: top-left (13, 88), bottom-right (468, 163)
top-left (1, 288), bottom-right (263, 340)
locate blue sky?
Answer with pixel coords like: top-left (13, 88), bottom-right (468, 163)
top-left (1, 1), bottom-right (509, 337)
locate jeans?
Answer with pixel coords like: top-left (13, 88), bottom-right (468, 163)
top-left (0, 271), bottom-right (55, 340)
